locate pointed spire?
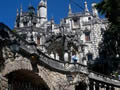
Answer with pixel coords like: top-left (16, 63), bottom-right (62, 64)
top-left (20, 4), bottom-right (23, 16)
top-left (68, 4), bottom-right (72, 15)
top-left (51, 15), bottom-right (54, 24)
top-left (29, 2), bottom-right (32, 7)
top-left (16, 8), bottom-right (19, 16)
top-left (84, 1), bottom-right (89, 12)
top-left (44, 0), bottom-right (47, 6)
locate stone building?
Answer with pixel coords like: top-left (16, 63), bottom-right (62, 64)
top-left (14, 0), bottom-right (107, 65)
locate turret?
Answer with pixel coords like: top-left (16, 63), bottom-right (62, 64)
top-left (92, 3), bottom-right (98, 17)
top-left (37, 0), bottom-right (47, 25)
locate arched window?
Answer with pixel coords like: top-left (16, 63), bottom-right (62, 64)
top-left (37, 37), bottom-right (40, 45)
top-left (85, 33), bottom-right (90, 41)
top-left (87, 53), bottom-right (93, 61)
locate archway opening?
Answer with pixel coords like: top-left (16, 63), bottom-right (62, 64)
top-left (6, 70), bottom-right (49, 90)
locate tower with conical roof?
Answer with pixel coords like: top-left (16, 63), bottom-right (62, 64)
top-left (37, 0), bottom-right (47, 25)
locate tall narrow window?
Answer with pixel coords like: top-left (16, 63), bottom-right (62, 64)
top-left (87, 53), bottom-right (93, 61)
top-left (37, 37), bottom-right (40, 45)
top-left (85, 33), bottom-right (90, 41)
top-left (72, 17), bottom-right (79, 29)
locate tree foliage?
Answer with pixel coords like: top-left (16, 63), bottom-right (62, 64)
top-left (90, 0), bottom-right (120, 75)
top-left (96, 0), bottom-right (120, 24)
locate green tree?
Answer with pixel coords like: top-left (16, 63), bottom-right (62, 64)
top-left (90, 0), bottom-right (120, 75)
top-left (96, 0), bottom-right (120, 24)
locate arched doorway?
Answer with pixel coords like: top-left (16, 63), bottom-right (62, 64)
top-left (75, 82), bottom-right (87, 90)
top-left (6, 70), bottom-right (49, 90)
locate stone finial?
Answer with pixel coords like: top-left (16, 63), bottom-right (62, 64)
top-left (16, 8), bottom-right (19, 16)
top-left (44, 0), bottom-right (47, 6)
top-left (84, 1), bottom-right (89, 12)
top-left (92, 3), bottom-right (98, 17)
top-left (20, 4), bottom-right (23, 16)
top-left (68, 4), bottom-right (72, 15)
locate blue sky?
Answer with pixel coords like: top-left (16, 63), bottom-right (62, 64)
top-left (0, 0), bottom-right (102, 29)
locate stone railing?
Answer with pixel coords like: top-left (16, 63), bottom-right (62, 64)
top-left (38, 50), bottom-right (88, 74)
top-left (20, 44), bottom-right (88, 74)
top-left (89, 70), bottom-right (120, 87)
top-left (0, 74), bottom-right (8, 90)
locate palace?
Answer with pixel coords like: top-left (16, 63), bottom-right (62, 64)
top-left (1, 0), bottom-right (120, 90)
top-left (14, 0), bottom-right (107, 63)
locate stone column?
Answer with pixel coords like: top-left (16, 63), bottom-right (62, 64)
top-left (86, 77), bottom-right (89, 90)
top-left (93, 82), bottom-right (96, 90)
top-left (109, 86), bottom-right (112, 90)
top-left (99, 83), bottom-right (101, 90)
top-left (104, 85), bottom-right (107, 90)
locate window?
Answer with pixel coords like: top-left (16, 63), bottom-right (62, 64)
top-left (73, 17), bottom-right (78, 26)
top-left (88, 17), bottom-right (91, 20)
top-left (87, 53), bottom-right (93, 61)
top-left (85, 33), bottom-right (90, 41)
top-left (23, 22), bottom-right (27, 26)
top-left (72, 17), bottom-right (79, 29)
top-left (37, 37), bottom-right (40, 45)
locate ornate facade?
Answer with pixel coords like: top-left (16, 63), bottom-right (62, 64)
top-left (14, 0), bottom-right (108, 65)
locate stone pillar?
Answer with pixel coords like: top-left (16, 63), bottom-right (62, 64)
top-left (109, 86), bottom-right (112, 90)
top-left (99, 83), bottom-right (101, 90)
top-left (93, 82), bottom-right (96, 90)
top-left (104, 85), bottom-right (107, 90)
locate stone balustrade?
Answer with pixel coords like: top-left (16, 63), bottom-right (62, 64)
top-left (89, 70), bottom-right (120, 87)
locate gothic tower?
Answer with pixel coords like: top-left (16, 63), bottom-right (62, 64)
top-left (37, 0), bottom-right (47, 25)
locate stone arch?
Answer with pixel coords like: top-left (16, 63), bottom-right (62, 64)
top-left (2, 59), bottom-right (51, 90)
top-left (2, 59), bottom-right (33, 76)
top-left (6, 70), bottom-right (50, 90)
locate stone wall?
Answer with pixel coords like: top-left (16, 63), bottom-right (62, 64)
top-left (0, 74), bottom-right (8, 90)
